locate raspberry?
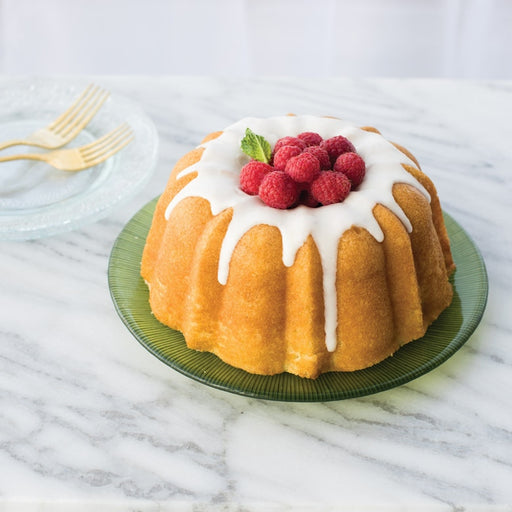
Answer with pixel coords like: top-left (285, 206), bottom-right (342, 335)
top-left (299, 187), bottom-right (320, 208)
top-left (320, 135), bottom-right (356, 165)
top-left (259, 171), bottom-right (299, 209)
top-left (297, 132), bottom-right (323, 147)
top-left (311, 171), bottom-right (351, 205)
top-left (303, 145), bottom-right (331, 170)
top-left (273, 136), bottom-right (307, 154)
top-left (273, 145), bottom-right (302, 171)
top-left (285, 152), bottom-right (321, 184)
top-left (333, 152), bottom-right (366, 188)
top-left (239, 161), bottom-right (274, 195)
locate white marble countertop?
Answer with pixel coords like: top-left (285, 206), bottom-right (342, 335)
top-left (0, 77), bottom-right (511, 511)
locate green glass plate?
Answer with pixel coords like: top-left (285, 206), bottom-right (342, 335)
top-left (108, 197), bottom-right (488, 402)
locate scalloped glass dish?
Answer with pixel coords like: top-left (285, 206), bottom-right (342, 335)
top-left (109, 198), bottom-right (488, 402)
top-left (0, 78), bottom-right (158, 240)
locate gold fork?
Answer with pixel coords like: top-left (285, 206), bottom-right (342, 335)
top-left (0, 84), bottom-right (109, 152)
top-left (0, 124), bottom-right (134, 171)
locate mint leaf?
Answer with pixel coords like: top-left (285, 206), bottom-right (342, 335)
top-left (240, 128), bottom-right (271, 163)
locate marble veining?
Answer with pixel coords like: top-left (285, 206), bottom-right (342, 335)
top-left (0, 77), bottom-right (511, 511)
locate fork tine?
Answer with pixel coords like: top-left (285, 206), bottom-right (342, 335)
top-left (59, 89), bottom-right (110, 139)
top-left (82, 128), bottom-right (133, 161)
top-left (82, 125), bottom-right (131, 157)
top-left (49, 84), bottom-right (100, 132)
top-left (81, 133), bottom-right (134, 165)
top-left (46, 84), bottom-right (94, 130)
top-left (50, 85), bottom-right (99, 133)
top-left (53, 87), bottom-right (107, 136)
top-left (79, 124), bottom-right (130, 153)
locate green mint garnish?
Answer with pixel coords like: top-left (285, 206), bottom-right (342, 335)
top-left (240, 128), bottom-right (271, 164)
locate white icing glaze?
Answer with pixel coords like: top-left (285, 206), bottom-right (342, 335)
top-left (164, 115), bottom-right (430, 352)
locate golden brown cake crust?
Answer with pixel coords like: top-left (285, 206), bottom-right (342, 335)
top-left (141, 121), bottom-right (455, 379)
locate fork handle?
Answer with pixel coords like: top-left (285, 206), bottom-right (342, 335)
top-left (0, 152), bottom-right (49, 164)
top-left (0, 139), bottom-right (31, 152)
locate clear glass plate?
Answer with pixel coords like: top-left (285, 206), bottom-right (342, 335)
top-left (109, 198), bottom-right (488, 402)
top-left (0, 77), bottom-right (158, 240)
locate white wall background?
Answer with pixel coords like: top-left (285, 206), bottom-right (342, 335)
top-left (0, 0), bottom-right (511, 78)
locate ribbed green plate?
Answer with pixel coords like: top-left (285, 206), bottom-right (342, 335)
top-left (108, 197), bottom-right (488, 402)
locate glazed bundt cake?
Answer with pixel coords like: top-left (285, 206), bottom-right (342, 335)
top-left (141, 115), bottom-right (455, 379)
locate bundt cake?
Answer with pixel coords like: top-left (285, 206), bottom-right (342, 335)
top-left (141, 115), bottom-right (455, 379)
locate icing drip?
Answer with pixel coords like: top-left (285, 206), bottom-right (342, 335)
top-left (164, 115), bottom-right (430, 352)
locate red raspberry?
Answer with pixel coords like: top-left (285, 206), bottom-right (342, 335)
top-left (273, 145), bottom-right (302, 171)
top-left (297, 132), bottom-right (323, 147)
top-left (285, 152), bottom-right (321, 184)
top-left (259, 171), bottom-right (299, 209)
top-left (239, 161), bottom-right (274, 195)
top-left (273, 136), bottom-right (307, 154)
top-left (303, 145), bottom-right (331, 170)
top-left (311, 171), bottom-right (351, 205)
top-left (320, 135), bottom-right (356, 165)
top-left (333, 152), bottom-right (366, 188)
top-left (299, 187), bottom-right (320, 208)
